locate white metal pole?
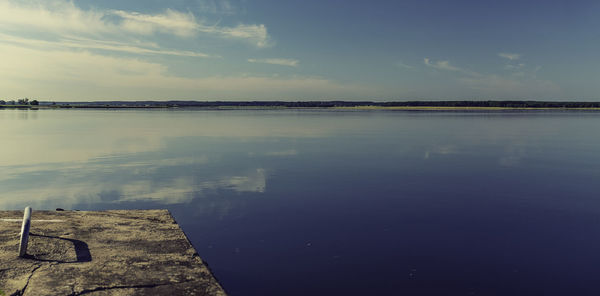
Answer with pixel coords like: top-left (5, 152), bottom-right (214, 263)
top-left (19, 207), bottom-right (32, 257)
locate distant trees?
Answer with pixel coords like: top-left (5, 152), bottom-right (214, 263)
top-left (377, 101), bottom-right (600, 108)
top-left (3, 99), bottom-right (600, 108)
top-left (0, 98), bottom-right (40, 106)
top-left (158, 100), bottom-right (600, 108)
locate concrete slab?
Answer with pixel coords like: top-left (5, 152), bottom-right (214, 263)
top-left (0, 210), bottom-right (226, 296)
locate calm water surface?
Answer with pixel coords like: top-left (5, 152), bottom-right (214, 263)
top-left (2, 109), bottom-right (600, 295)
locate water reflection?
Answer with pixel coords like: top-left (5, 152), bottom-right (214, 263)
top-left (0, 152), bottom-right (266, 209)
top-left (423, 144), bottom-right (458, 159)
top-left (0, 109), bottom-right (367, 167)
top-left (0, 109), bottom-right (38, 120)
top-left (498, 142), bottom-right (528, 167)
top-left (3, 109), bottom-right (600, 295)
top-left (265, 149), bottom-right (298, 156)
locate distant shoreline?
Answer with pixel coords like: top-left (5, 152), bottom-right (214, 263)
top-left (2, 100), bottom-right (600, 110)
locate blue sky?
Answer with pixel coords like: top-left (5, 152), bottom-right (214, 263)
top-left (0, 0), bottom-right (599, 101)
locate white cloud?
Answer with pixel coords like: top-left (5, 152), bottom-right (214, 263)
top-left (216, 24), bottom-right (272, 48)
top-left (248, 58), bottom-right (299, 67)
top-left (111, 7), bottom-right (272, 47)
top-left (424, 58), bottom-right (461, 72)
top-left (0, 0), bottom-right (271, 48)
top-left (0, 43), bottom-right (368, 100)
top-left (499, 53), bottom-right (521, 61)
top-left (504, 63), bottom-right (525, 71)
top-left (424, 57), bottom-right (481, 77)
top-left (110, 9), bottom-right (200, 37)
top-left (0, 0), bottom-right (113, 35)
top-left (0, 33), bottom-right (212, 57)
top-left (109, 9), bottom-right (272, 47)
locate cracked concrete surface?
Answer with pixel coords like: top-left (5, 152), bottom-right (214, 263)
top-left (0, 210), bottom-right (226, 296)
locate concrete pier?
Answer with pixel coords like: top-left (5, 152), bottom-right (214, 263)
top-left (0, 210), bottom-right (226, 295)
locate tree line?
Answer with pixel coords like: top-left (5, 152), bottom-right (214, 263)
top-left (375, 101), bottom-right (600, 108)
top-left (0, 98), bottom-right (39, 105)
top-left (84, 100), bottom-right (600, 108)
top-left (2, 100), bottom-right (600, 108)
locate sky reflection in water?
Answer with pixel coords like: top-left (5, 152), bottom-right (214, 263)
top-left (2, 109), bottom-right (600, 295)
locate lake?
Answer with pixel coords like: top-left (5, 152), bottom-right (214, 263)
top-left (2, 108), bottom-right (600, 295)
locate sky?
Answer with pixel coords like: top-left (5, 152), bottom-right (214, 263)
top-left (0, 0), bottom-right (599, 101)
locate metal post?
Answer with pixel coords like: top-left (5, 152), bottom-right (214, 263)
top-left (19, 207), bottom-right (32, 257)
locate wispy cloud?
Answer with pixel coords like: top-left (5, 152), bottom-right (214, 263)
top-left (0, 0), bottom-right (111, 35)
top-left (248, 58), bottom-right (299, 67)
top-left (499, 53), bottom-right (521, 61)
top-left (423, 55), bottom-right (557, 99)
top-left (0, 0), bottom-right (271, 48)
top-left (217, 24), bottom-right (271, 48)
top-left (112, 8), bottom-right (271, 47)
top-left (424, 58), bottom-right (461, 71)
top-left (504, 63), bottom-right (525, 71)
top-left (424, 57), bottom-right (480, 77)
top-left (396, 61), bottom-right (414, 69)
top-left (0, 33), bottom-right (212, 57)
top-left (196, 0), bottom-right (237, 15)
top-left (110, 9), bottom-right (200, 37)
top-left (0, 43), bottom-right (370, 100)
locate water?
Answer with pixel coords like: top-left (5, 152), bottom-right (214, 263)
top-left (2, 109), bottom-right (600, 295)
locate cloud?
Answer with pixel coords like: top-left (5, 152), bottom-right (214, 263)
top-left (0, 33), bottom-right (212, 57)
top-left (499, 53), bottom-right (521, 61)
top-left (0, 43), bottom-right (369, 100)
top-left (424, 57), bottom-right (481, 77)
top-left (248, 58), bottom-right (299, 67)
top-left (111, 8), bottom-right (272, 47)
top-left (504, 63), bottom-right (525, 71)
top-left (424, 58), bottom-right (461, 71)
top-left (216, 24), bottom-right (272, 48)
top-left (0, 0), bottom-right (271, 48)
top-left (110, 9), bottom-right (200, 37)
top-left (0, 0), bottom-right (113, 35)
top-left (423, 55), bottom-right (558, 99)
top-left (396, 61), bottom-right (414, 69)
